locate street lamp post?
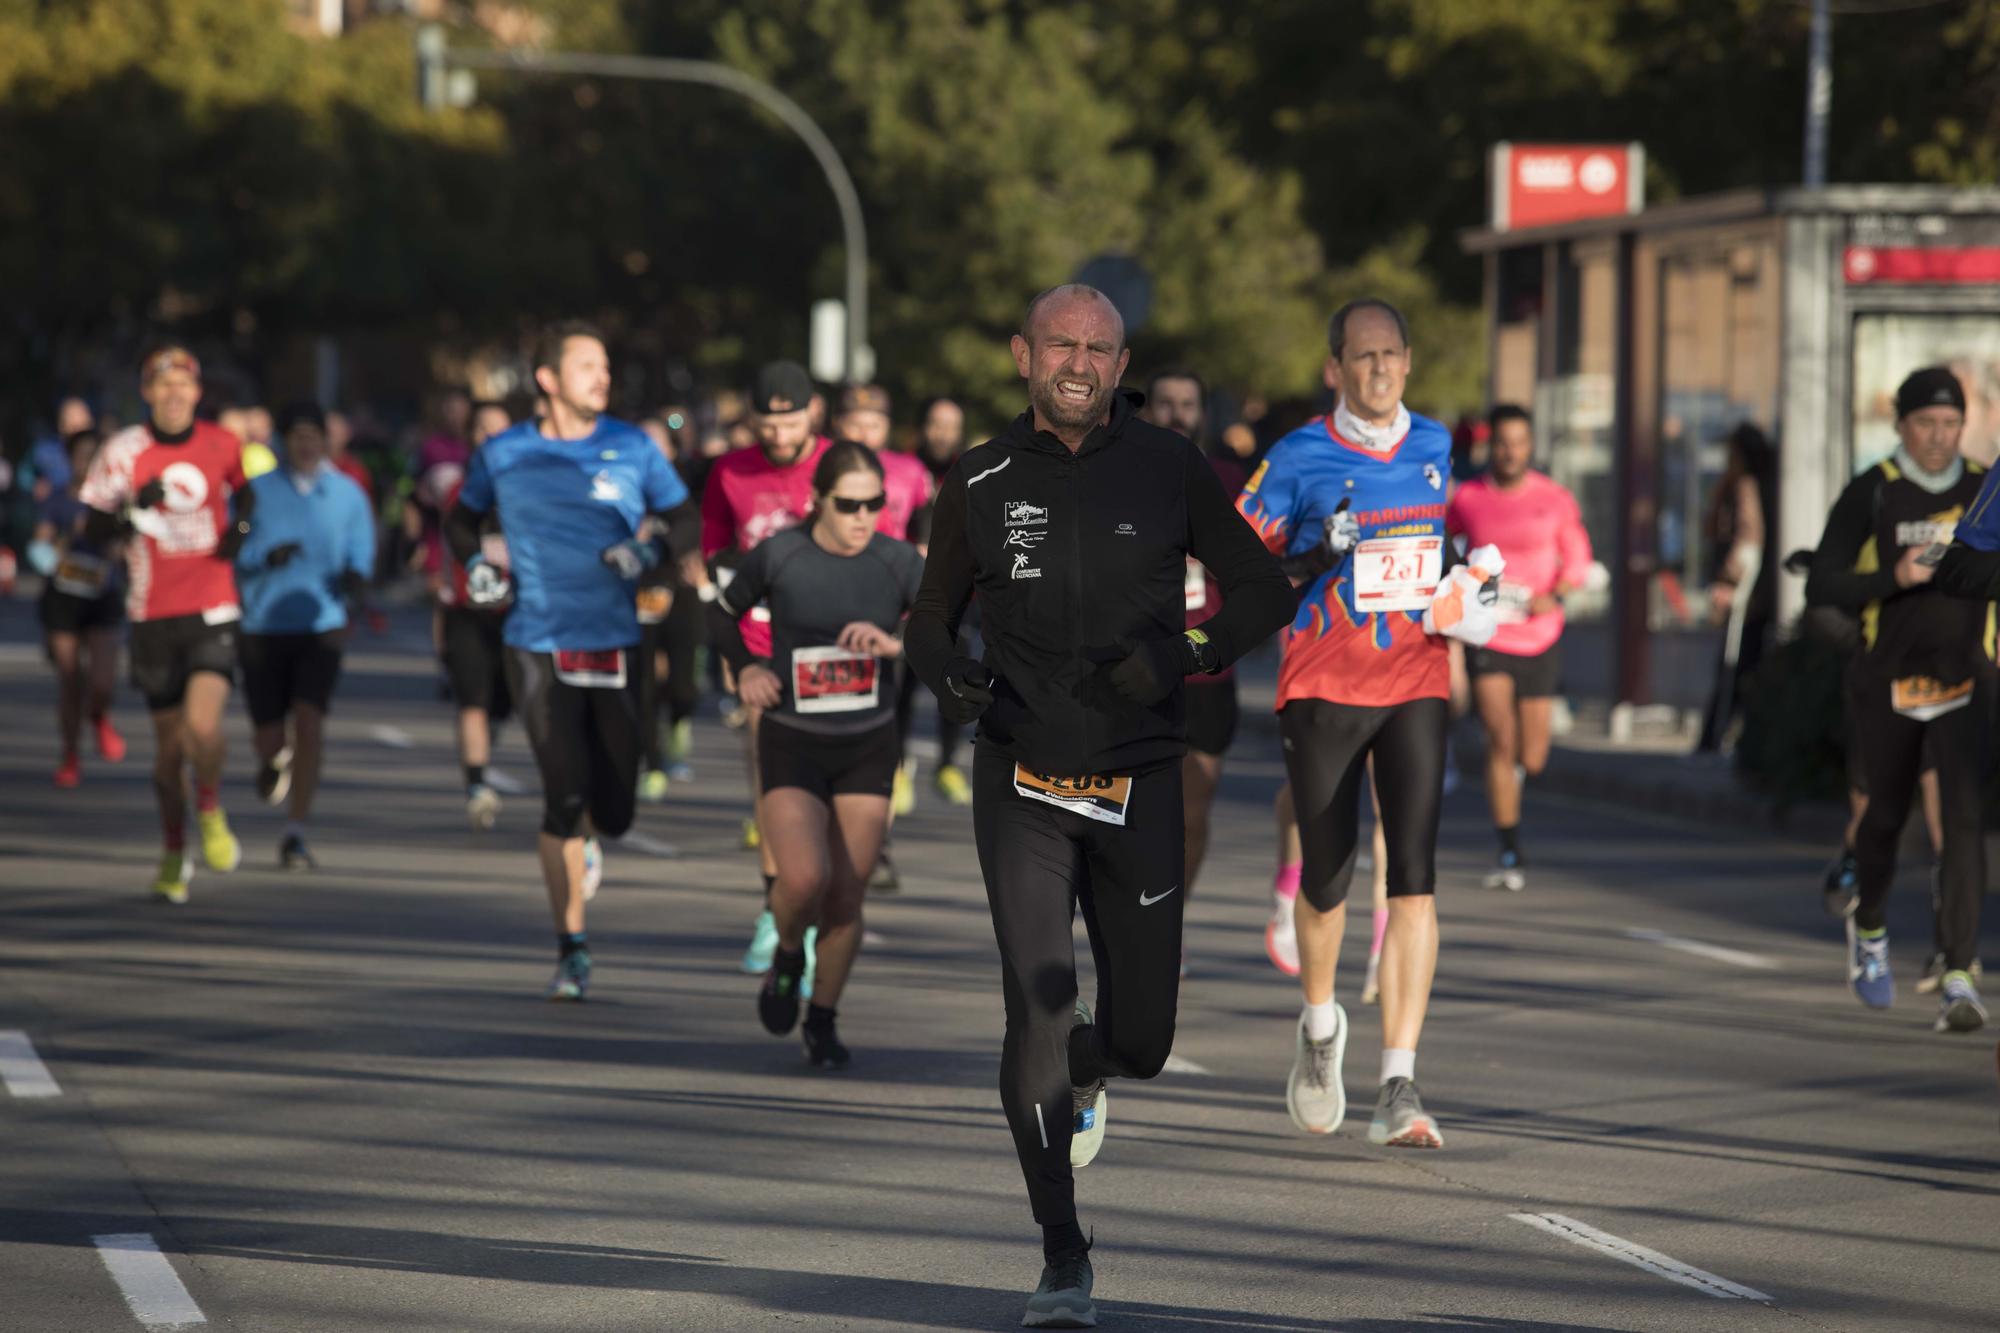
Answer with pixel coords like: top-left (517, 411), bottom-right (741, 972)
top-left (418, 27), bottom-right (870, 384)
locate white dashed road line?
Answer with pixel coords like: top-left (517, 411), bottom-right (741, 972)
top-left (484, 766), bottom-right (526, 795)
top-left (1161, 1054), bottom-right (1211, 1076)
top-left (611, 831), bottom-right (679, 858)
top-left (0, 1029), bottom-right (61, 1097)
top-left (368, 724), bottom-right (415, 750)
top-left (1623, 928), bottom-right (1777, 970)
top-left (92, 1234), bottom-right (207, 1328)
top-left (1509, 1212), bottom-right (1774, 1302)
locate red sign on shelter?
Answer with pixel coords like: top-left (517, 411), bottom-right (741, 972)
top-left (1489, 143), bottom-right (1645, 232)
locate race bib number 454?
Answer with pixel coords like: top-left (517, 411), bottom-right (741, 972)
top-left (1013, 766), bottom-right (1133, 826)
top-left (792, 645), bottom-right (879, 714)
top-left (1352, 536), bottom-right (1443, 613)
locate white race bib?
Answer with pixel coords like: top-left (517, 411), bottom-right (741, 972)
top-left (1494, 579), bottom-right (1534, 625)
top-left (1352, 536), bottom-right (1444, 613)
top-left (1184, 559), bottom-right (1207, 612)
top-left (791, 645), bottom-right (880, 714)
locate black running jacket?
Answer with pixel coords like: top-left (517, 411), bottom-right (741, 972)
top-left (906, 391), bottom-right (1292, 776)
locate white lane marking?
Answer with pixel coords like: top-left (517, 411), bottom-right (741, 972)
top-left (369, 724), bottom-right (415, 750)
top-left (484, 766), bottom-right (526, 795)
top-left (1509, 1213), bottom-right (1774, 1302)
top-left (1161, 1054), bottom-right (1210, 1076)
top-left (92, 1233), bottom-right (207, 1327)
top-left (1624, 929), bottom-right (1776, 971)
top-left (0, 1029), bottom-right (61, 1097)
top-left (611, 831), bottom-right (678, 858)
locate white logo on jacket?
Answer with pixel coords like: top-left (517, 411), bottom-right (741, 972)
top-left (1424, 463), bottom-right (1442, 491)
top-left (1005, 501), bottom-right (1047, 527)
top-left (591, 471), bottom-right (624, 503)
top-left (1003, 528), bottom-right (1044, 550)
top-left (1011, 553), bottom-right (1042, 580)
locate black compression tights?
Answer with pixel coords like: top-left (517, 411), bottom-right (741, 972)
top-left (1280, 697), bottom-right (1447, 911)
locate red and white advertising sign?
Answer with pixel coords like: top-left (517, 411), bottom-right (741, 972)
top-left (1489, 142), bottom-right (1645, 232)
top-left (1844, 245), bottom-right (2000, 285)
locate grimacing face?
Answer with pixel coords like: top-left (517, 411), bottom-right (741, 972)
top-left (1328, 306), bottom-right (1410, 425)
top-left (1012, 294), bottom-right (1129, 435)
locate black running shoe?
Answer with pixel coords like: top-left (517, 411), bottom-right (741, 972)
top-left (278, 833), bottom-right (316, 871)
top-left (1821, 851), bottom-right (1859, 919)
top-left (869, 851), bottom-right (901, 894)
top-left (802, 1020), bottom-right (851, 1071)
top-left (1023, 1243), bottom-right (1095, 1329)
top-left (759, 948), bottom-right (806, 1035)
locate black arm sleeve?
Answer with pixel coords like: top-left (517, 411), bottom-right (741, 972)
top-left (905, 464), bottom-right (977, 697)
top-left (82, 506), bottom-right (122, 547)
top-left (707, 541), bottom-right (771, 674)
top-left (653, 499), bottom-right (701, 561)
top-left (443, 500), bottom-right (484, 566)
top-left (1804, 473), bottom-right (1898, 611)
top-left (1934, 543), bottom-right (2000, 600)
top-left (216, 480), bottom-right (258, 562)
top-left (1184, 446), bottom-right (1294, 669)
top-left (705, 599), bottom-right (759, 674)
top-left (1279, 545), bottom-right (1336, 589)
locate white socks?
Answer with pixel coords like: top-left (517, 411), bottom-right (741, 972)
top-left (1382, 1048), bottom-right (1416, 1083)
top-left (1303, 999), bottom-right (1340, 1042)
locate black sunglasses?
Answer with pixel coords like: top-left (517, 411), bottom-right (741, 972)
top-left (830, 493), bottom-right (888, 515)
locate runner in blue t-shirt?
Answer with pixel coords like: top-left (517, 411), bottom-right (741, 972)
top-left (445, 322), bottom-right (697, 1000)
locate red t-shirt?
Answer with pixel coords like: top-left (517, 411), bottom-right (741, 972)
top-left (701, 437), bottom-right (831, 657)
top-left (875, 448), bottom-right (933, 544)
top-left (80, 422), bottom-right (246, 624)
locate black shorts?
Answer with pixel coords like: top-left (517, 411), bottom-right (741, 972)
top-left (1183, 679), bottom-right (1240, 756)
top-left (1467, 643), bottom-right (1561, 699)
top-left (39, 587), bottom-right (122, 635)
top-left (759, 715), bottom-right (901, 801)
top-left (239, 630), bottom-right (345, 726)
top-left (1279, 697), bottom-right (1448, 911)
top-left (506, 646), bottom-right (643, 839)
top-left (129, 614), bottom-right (237, 712)
top-left (442, 606), bottom-right (512, 719)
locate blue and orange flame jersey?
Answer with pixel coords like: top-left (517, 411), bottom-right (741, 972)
top-left (1236, 412), bottom-right (1454, 709)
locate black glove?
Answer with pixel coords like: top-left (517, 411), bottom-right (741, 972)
top-left (1098, 636), bottom-right (1200, 707)
top-left (265, 542), bottom-right (303, 569)
top-left (216, 520), bottom-right (250, 563)
top-left (939, 656), bottom-right (994, 724)
top-left (135, 479), bottom-right (166, 510)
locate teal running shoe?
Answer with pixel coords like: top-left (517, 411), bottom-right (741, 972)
top-left (741, 909), bottom-right (778, 974)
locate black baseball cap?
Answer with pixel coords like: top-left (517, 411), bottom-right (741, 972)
top-left (750, 361), bottom-right (815, 416)
top-left (837, 384), bottom-right (892, 418)
top-left (1895, 366), bottom-right (1966, 419)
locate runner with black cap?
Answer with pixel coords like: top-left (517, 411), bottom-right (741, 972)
top-left (701, 361), bottom-right (832, 977)
top-left (233, 402), bottom-right (376, 869)
top-left (907, 284), bottom-right (1291, 1328)
top-left (79, 346), bottom-right (257, 903)
top-left (1810, 365), bottom-right (1988, 1032)
top-left (445, 322), bottom-right (698, 1000)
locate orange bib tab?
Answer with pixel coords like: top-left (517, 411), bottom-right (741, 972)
top-left (1890, 675), bottom-right (1973, 721)
top-left (1013, 765), bottom-right (1133, 826)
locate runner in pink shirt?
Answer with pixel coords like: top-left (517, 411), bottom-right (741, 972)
top-left (701, 360), bottom-right (831, 974)
top-left (1445, 403), bottom-right (1593, 892)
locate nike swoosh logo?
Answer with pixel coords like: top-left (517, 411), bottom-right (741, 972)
top-left (1138, 885), bottom-right (1179, 907)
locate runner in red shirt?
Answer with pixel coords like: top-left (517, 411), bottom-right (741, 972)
top-left (79, 347), bottom-right (257, 903)
top-left (700, 361), bottom-right (831, 975)
top-left (1445, 403), bottom-right (1593, 892)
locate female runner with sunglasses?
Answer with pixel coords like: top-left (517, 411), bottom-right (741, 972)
top-left (708, 441), bottom-right (925, 1068)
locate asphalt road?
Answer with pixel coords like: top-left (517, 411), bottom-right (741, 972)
top-left (2, 609), bottom-right (1996, 1332)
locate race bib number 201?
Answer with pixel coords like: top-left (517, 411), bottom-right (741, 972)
top-left (1352, 536), bottom-right (1443, 613)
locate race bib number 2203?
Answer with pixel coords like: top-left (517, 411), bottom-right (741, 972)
top-left (1013, 766), bottom-right (1133, 826)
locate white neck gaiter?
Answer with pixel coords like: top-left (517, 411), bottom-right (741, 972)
top-left (1894, 444), bottom-right (1964, 495)
top-left (1334, 400), bottom-right (1410, 452)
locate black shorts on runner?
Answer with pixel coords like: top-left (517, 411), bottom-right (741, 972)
top-left (239, 630), bottom-right (345, 726)
top-left (38, 587), bottom-right (122, 635)
top-left (1183, 679), bottom-right (1240, 756)
top-left (442, 606), bottom-right (512, 720)
top-left (1279, 696), bottom-right (1448, 911)
top-left (506, 646), bottom-right (642, 840)
top-left (759, 715), bottom-right (901, 801)
top-left (1466, 643), bottom-right (1561, 699)
top-left (129, 614), bottom-right (237, 712)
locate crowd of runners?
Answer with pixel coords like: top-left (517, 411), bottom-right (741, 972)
top-left (15, 289), bottom-right (1995, 1329)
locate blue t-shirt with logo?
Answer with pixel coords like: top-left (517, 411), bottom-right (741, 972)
top-left (458, 417), bottom-right (690, 652)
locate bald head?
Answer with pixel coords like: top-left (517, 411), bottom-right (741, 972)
top-left (1023, 284), bottom-right (1125, 351)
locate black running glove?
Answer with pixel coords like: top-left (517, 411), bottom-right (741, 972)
top-left (939, 656), bottom-right (994, 724)
top-left (1098, 635), bottom-right (1202, 707)
top-left (135, 479), bottom-right (166, 510)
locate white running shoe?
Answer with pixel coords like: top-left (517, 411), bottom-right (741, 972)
top-left (1285, 1007), bottom-right (1347, 1134)
top-left (1069, 999), bottom-right (1108, 1168)
top-left (466, 783), bottom-right (501, 831)
top-left (1265, 892), bottom-right (1300, 976)
top-left (581, 837), bottom-right (602, 901)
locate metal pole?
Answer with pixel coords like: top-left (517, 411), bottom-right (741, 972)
top-left (429, 37), bottom-right (869, 383)
top-left (1804, 0), bottom-right (1831, 188)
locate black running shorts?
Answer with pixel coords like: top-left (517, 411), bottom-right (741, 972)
top-left (758, 715), bottom-right (901, 801)
top-left (239, 630), bottom-right (345, 726)
top-left (1466, 643), bottom-right (1561, 699)
top-left (442, 606), bottom-right (512, 719)
top-left (129, 614), bottom-right (237, 712)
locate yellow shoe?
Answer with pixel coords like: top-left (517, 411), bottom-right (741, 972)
top-left (934, 763), bottom-right (972, 807)
top-left (153, 851), bottom-right (192, 904)
top-left (741, 816), bottom-right (761, 850)
top-left (197, 809), bottom-right (242, 873)
top-left (638, 769), bottom-right (670, 803)
top-left (892, 762), bottom-right (916, 818)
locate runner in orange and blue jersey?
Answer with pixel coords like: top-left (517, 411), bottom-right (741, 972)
top-left (1237, 298), bottom-right (1503, 1151)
